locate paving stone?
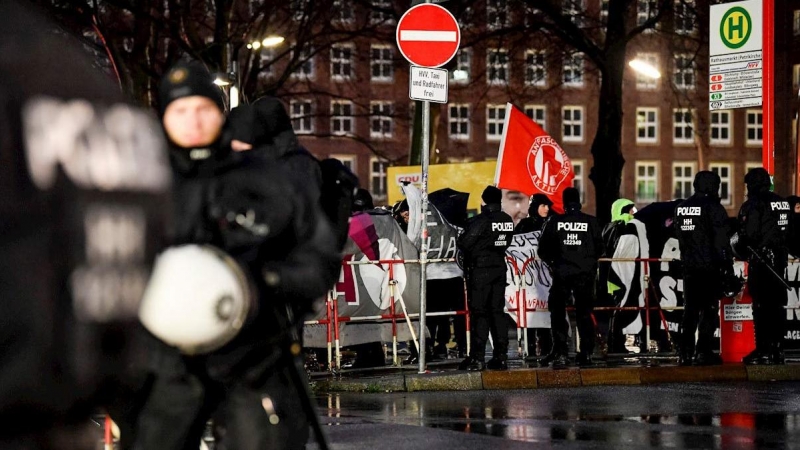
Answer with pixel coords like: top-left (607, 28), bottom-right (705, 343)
top-left (580, 367), bottom-right (641, 386)
top-left (536, 368), bottom-right (582, 388)
top-left (482, 369), bottom-right (538, 390)
top-left (406, 371), bottom-right (483, 391)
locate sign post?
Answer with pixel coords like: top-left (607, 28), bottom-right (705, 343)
top-left (396, 2), bottom-right (460, 373)
top-left (709, 0), bottom-right (772, 179)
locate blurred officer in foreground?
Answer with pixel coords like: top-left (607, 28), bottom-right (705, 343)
top-left (457, 186), bottom-right (514, 371)
top-left (674, 171), bottom-right (731, 366)
top-left (538, 187), bottom-right (603, 368)
top-left (735, 168), bottom-right (790, 365)
top-left (0, 1), bottom-right (171, 448)
top-left (128, 61), bottom-right (339, 450)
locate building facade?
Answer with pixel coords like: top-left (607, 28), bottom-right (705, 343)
top-left (262, 0), bottom-right (800, 216)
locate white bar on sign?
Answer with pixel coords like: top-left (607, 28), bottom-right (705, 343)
top-left (400, 30), bottom-right (457, 42)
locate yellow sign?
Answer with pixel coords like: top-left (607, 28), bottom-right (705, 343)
top-left (387, 162), bottom-right (497, 212)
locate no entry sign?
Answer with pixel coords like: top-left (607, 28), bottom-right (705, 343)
top-left (396, 3), bottom-right (461, 68)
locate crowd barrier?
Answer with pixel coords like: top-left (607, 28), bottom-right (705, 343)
top-left (305, 257), bottom-right (800, 372)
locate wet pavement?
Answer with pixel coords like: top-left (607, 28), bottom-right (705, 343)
top-left (311, 382), bottom-right (800, 449)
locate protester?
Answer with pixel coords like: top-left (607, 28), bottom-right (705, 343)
top-left (458, 186), bottom-right (515, 371)
top-left (600, 198), bottom-right (637, 354)
top-left (538, 187), bottom-right (604, 368)
top-left (735, 168), bottom-right (790, 365)
top-left (126, 60), bottom-right (339, 449)
top-left (674, 171), bottom-right (731, 366)
top-left (0, 2), bottom-right (172, 448)
top-left (513, 194), bottom-right (554, 359)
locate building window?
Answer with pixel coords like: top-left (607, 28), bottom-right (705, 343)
top-left (563, 53), bottom-right (584, 87)
top-left (290, 0), bottom-right (309, 21)
top-left (486, 48), bottom-right (509, 85)
top-left (370, 158), bottom-right (389, 200)
top-left (330, 100), bottom-right (354, 136)
top-left (636, 107), bottom-right (658, 144)
top-left (635, 53), bottom-right (658, 89)
top-left (635, 162), bottom-right (659, 203)
top-left (370, 0), bottom-right (394, 24)
top-left (524, 105), bottom-right (547, 132)
top-left (525, 50), bottom-right (546, 87)
top-left (673, 54), bottom-right (695, 90)
top-left (746, 110), bottom-right (763, 145)
top-left (487, 0), bottom-right (510, 30)
top-left (674, 0), bottom-right (696, 34)
top-left (291, 45), bottom-right (314, 79)
top-left (710, 110), bottom-right (731, 145)
top-left (673, 108), bottom-right (694, 145)
top-left (330, 154), bottom-right (356, 173)
top-left (290, 100), bottom-right (314, 134)
top-left (794, 10), bottom-right (800, 36)
top-left (370, 45), bottom-right (393, 82)
top-left (449, 104), bottom-right (470, 140)
top-left (259, 48), bottom-right (276, 78)
top-left (370, 101), bottom-right (393, 139)
top-left (672, 162), bottom-right (695, 199)
top-left (600, 0), bottom-right (609, 24)
top-left (486, 104), bottom-right (506, 141)
top-left (562, 0), bottom-right (584, 26)
top-left (573, 160), bottom-right (585, 203)
top-left (562, 106), bottom-right (584, 143)
top-left (333, 0), bottom-right (354, 23)
top-left (710, 163), bottom-right (732, 205)
top-left (330, 44), bottom-right (353, 80)
top-left (450, 49), bottom-right (471, 84)
top-left (637, 0), bottom-right (657, 28)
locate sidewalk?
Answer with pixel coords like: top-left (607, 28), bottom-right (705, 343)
top-left (312, 361), bottom-right (800, 393)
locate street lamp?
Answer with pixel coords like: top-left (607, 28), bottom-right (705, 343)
top-left (628, 59), bottom-right (661, 79)
top-left (246, 35), bottom-right (285, 50)
top-left (224, 34), bottom-right (285, 109)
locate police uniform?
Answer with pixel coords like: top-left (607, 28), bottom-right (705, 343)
top-left (538, 188), bottom-right (604, 367)
top-left (457, 186), bottom-right (514, 371)
top-left (674, 171), bottom-right (731, 366)
top-left (0, 2), bottom-right (172, 448)
top-left (736, 168), bottom-right (790, 365)
top-left (127, 62), bottom-right (340, 450)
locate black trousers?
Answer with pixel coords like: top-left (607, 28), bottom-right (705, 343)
top-left (549, 273), bottom-right (596, 356)
top-left (427, 277), bottom-right (467, 352)
top-left (467, 267), bottom-right (508, 361)
top-left (681, 270), bottom-right (720, 357)
top-left (121, 340), bottom-right (309, 450)
top-left (749, 263), bottom-right (788, 351)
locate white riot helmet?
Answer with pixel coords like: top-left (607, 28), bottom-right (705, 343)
top-left (139, 245), bottom-right (254, 354)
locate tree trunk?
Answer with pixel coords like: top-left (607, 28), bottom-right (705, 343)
top-left (589, 45), bottom-right (626, 224)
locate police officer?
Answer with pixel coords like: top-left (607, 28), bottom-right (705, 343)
top-left (457, 186), bottom-right (514, 371)
top-left (736, 168), bottom-right (790, 365)
top-left (0, 2), bottom-right (172, 448)
top-left (538, 187), bottom-right (604, 368)
top-left (674, 171), bottom-right (732, 366)
top-left (127, 61), bottom-right (339, 450)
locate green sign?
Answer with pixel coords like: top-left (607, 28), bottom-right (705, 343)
top-left (710, 93), bottom-right (723, 100)
top-left (719, 6), bottom-right (752, 49)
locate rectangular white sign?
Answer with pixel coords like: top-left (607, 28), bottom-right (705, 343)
top-left (710, 0), bottom-right (763, 57)
top-left (723, 303), bottom-right (754, 322)
top-left (409, 66), bottom-right (448, 103)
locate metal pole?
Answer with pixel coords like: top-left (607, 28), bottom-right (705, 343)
top-left (763, 0), bottom-right (774, 178)
top-left (419, 98), bottom-right (430, 374)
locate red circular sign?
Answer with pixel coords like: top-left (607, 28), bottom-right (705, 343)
top-left (396, 4), bottom-right (461, 68)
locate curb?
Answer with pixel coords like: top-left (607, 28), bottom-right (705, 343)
top-left (313, 364), bottom-right (800, 393)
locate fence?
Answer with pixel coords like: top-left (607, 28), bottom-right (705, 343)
top-left (306, 256), bottom-right (800, 372)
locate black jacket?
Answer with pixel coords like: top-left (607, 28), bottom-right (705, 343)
top-left (737, 189), bottom-right (789, 267)
top-left (457, 204), bottom-right (514, 269)
top-left (538, 202), bottom-right (603, 278)
top-left (515, 213), bottom-right (549, 234)
top-left (674, 177), bottom-right (732, 271)
top-left (0, 0), bottom-right (172, 427)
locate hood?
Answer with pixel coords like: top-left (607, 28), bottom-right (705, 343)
top-left (611, 198), bottom-right (635, 223)
top-left (745, 167), bottom-right (771, 195)
top-left (693, 170), bottom-right (721, 196)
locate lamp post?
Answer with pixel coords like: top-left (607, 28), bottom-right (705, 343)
top-left (223, 35), bottom-right (286, 109)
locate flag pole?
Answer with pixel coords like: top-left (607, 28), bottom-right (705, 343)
top-left (494, 103), bottom-right (514, 186)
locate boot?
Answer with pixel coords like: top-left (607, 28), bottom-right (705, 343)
top-left (551, 353), bottom-right (570, 369)
top-left (770, 342), bottom-right (785, 365)
top-left (486, 357), bottom-right (508, 371)
top-left (743, 348), bottom-right (771, 365)
top-left (678, 351), bottom-right (694, 367)
top-left (458, 356), bottom-right (485, 371)
top-left (694, 352), bottom-right (722, 366)
top-left (575, 352), bottom-right (593, 367)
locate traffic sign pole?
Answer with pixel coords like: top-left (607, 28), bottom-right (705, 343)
top-left (419, 89), bottom-right (430, 375)
top-left (763, 0), bottom-right (774, 178)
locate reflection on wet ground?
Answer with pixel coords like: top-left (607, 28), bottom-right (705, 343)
top-left (316, 382), bottom-right (800, 448)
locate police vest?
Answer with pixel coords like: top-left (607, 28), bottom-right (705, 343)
top-left (491, 219), bottom-right (513, 248)
top-left (557, 220), bottom-right (588, 246)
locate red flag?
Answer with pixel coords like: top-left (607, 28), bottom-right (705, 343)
top-left (494, 103), bottom-right (575, 213)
